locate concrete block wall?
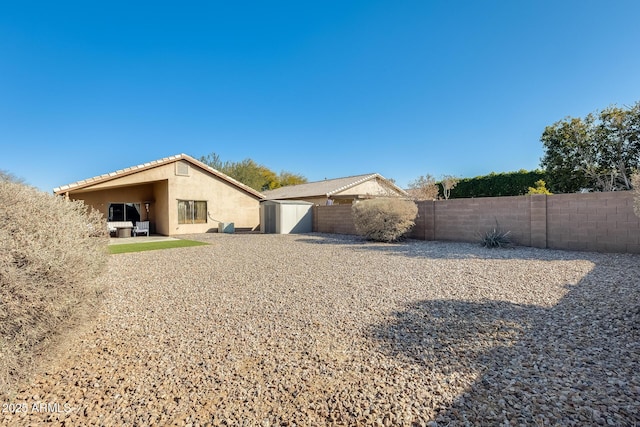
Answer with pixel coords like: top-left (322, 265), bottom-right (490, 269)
top-left (409, 201), bottom-right (433, 240)
top-left (431, 196), bottom-right (532, 246)
top-left (312, 192), bottom-right (640, 254)
top-left (546, 191), bottom-right (640, 253)
top-left (530, 195), bottom-right (547, 248)
top-left (313, 205), bottom-right (357, 235)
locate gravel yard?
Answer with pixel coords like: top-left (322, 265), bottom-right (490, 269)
top-left (3, 233), bottom-right (639, 426)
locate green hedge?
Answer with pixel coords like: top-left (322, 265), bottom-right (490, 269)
top-left (446, 170), bottom-right (548, 198)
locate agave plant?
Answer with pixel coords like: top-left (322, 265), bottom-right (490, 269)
top-left (479, 221), bottom-right (512, 248)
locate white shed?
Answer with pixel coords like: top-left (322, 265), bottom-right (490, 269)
top-left (260, 200), bottom-right (313, 234)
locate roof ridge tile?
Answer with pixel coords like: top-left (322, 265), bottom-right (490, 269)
top-left (53, 153), bottom-right (265, 200)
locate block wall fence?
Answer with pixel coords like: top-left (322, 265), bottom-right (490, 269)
top-left (312, 192), bottom-right (640, 254)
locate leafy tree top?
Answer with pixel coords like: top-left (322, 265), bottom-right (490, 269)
top-left (199, 152), bottom-right (307, 192)
top-left (540, 101), bottom-right (640, 193)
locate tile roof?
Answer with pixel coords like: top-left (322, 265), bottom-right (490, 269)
top-left (261, 173), bottom-right (408, 200)
top-left (53, 153), bottom-right (264, 199)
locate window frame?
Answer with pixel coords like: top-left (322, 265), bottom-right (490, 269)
top-left (108, 202), bottom-right (141, 222)
top-left (177, 200), bottom-right (207, 224)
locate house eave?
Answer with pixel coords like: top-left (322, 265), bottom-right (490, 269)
top-left (53, 153), bottom-right (265, 200)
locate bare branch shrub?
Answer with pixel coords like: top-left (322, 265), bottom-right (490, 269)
top-left (0, 181), bottom-right (109, 395)
top-left (407, 174), bottom-right (439, 200)
top-left (0, 169), bottom-right (25, 184)
top-left (352, 198), bottom-right (418, 242)
top-left (441, 175), bottom-right (459, 200)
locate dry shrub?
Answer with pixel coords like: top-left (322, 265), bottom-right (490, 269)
top-left (352, 198), bottom-right (418, 242)
top-left (407, 174), bottom-right (439, 201)
top-left (0, 181), bottom-right (108, 395)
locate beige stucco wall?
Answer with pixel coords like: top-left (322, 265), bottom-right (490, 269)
top-left (268, 178), bottom-right (405, 205)
top-left (169, 161), bottom-right (260, 234)
top-left (153, 180), bottom-right (170, 235)
top-left (336, 178), bottom-right (402, 197)
top-left (66, 160), bottom-right (261, 236)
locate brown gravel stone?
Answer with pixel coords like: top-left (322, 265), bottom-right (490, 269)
top-left (2, 233), bottom-right (639, 426)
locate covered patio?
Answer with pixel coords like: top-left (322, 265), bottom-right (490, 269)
top-left (53, 154), bottom-right (264, 236)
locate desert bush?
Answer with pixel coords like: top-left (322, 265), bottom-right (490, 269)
top-left (352, 198), bottom-right (418, 242)
top-left (407, 174), bottom-right (439, 200)
top-left (0, 181), bottom-right (108, 395)
top-left (479, 221), bottom-right (512, 248)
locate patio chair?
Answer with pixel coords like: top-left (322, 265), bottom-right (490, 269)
top-left (107, 222), bottom-right (117, 236)
top-left (133, 221), bottom-right (150, 237)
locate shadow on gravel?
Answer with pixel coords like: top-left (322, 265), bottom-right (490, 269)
top-left (369, 257), bottom-right (640, 425)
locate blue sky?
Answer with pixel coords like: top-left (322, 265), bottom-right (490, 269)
top-left (2, 1), bottom-right (639, 192)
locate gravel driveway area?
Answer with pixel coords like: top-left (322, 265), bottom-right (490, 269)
top-left (3, 233), bottom-right (639, 426)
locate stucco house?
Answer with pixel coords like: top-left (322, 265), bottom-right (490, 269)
top-left (53, 154), bottom-right (264, 235)
top-left (261, 173), bottom-right (408, 205)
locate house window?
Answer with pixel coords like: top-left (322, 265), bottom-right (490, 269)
top-left (108, 203), bottom-right (141, 222)
top-left (178, 200), bottom-right (207, 224)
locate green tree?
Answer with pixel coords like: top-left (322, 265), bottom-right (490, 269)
top-left (276, 171), bottom-right (307, 188)
top-left (199, 153), bottom-right (226, 171)
top-left (258, 164), bottom-right (280, 191)
top-left (595, 104), bottom-right (640, 190)
top-left (198, 152), bottom-right (307, 191)
top-left (540, 102), bottom-right (640, 193)
top-left (223, 159), bottom-right (271, 191)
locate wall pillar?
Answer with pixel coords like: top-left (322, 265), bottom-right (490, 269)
top-left (312, 205), bottom-right (318, 232)
top-left (530, 195), bottom-right (547, 248)
top-left (426, 200), bottom-right (436, 241)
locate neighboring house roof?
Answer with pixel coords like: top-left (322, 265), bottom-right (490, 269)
top-left (262, 173), bottom-right (408, 200)
top-left (53, 153), bottom-right (265, 199)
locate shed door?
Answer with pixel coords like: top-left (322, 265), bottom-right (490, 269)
top-left (264, 204), bottom-right (277, 233)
